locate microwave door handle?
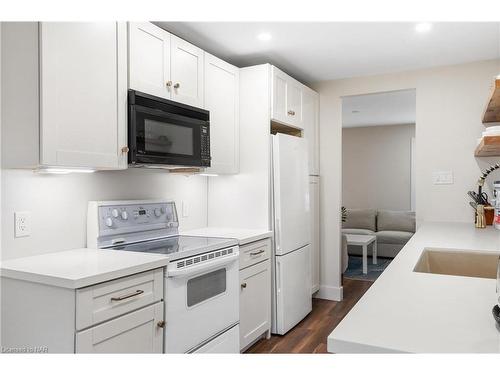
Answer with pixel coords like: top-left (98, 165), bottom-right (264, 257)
top-left (167, 252), bottom-right (239, 279)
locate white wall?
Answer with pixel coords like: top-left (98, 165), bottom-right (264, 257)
top-left (342, 124), bottom-right (415, 211)
top-left (312, 59), bottom-right (500, 301)
top-left (1, 169), bottom-right (207, 260)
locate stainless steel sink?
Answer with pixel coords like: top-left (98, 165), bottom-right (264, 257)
top-left (414, 248), bottom-right (500, 279)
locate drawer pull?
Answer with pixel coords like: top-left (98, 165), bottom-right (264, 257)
top-left (287, 110), bottom-right (295, 116)
top-left (241, 283), bottom-right (247, 289)
top-left (250, 250), bottom-right (265, 256)
top-left (110, 289), bottom-right (144, 301)
top-left (157, 320), bottom-right (166, 328)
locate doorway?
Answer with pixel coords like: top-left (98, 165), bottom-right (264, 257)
top-left (340, 89), bottom-right (417, 282)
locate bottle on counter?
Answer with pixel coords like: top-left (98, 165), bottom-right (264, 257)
top-left (493, 181), bottom-right (500, 230)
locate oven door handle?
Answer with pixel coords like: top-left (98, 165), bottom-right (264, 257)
top-left (167, 252), bottom-right (239, 278)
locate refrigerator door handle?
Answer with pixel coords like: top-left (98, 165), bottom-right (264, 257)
top-left (275, 218), bottom-right (281, 252)
top-left (276, 259), bottom-right (281, 294)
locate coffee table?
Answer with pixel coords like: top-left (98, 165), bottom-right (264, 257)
top-left (344, 234), bottom-right (377, 274)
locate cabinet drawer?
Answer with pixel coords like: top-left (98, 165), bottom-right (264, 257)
top-left (76, 268), bottom-right (163, 331)
top-left (76, 301), bottom-right (164, 353)
top-left (239, 239), bottom-right (271, 270)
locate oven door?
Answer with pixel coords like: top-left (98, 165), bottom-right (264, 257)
top-left (129, 104), bottom-right (206, 167)
top-left (165, 249), bottom-right (239, 353)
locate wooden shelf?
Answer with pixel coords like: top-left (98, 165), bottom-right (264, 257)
top-left (475, 136), bottom-right (500, 157)
top-left (482, 78), bottom-right (500, 123)
top-left (271, 121), bottom-right (303, 137)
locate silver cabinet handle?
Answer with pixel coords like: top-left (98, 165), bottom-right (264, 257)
top-left (287, 110), bottom-right (295, 116)
top-left (110, 289), bottom-right (144, 301)
top-left (174, 83), bottom-right (180, 89)
top-left (166, 81), bottom-right (172, 87)
top-left (121, 146), bottom-right (129, 154)
top-left (241, 282), bottom-right (247, 289)
top-left (157, 320), bottom-right (166, 328)
top-left (250, 249), bottom-right (265, 256)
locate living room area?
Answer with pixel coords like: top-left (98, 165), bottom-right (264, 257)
top-left (341, 89), bottom-right (417, 281)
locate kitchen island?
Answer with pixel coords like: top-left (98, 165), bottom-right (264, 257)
top-left (328, 222), bottom-right (500, 353)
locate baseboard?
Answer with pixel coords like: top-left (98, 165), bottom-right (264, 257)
top-left (316, 285), bottom-right (343, 301)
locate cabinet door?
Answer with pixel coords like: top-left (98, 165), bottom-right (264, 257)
top-left (303, 89), bottom-right (319, 175)
top-left (128, 22), bottom-right (171, 99)
top-left (309, 176), bottom-right (320, 294)
top-left (170, 35), bottom-right (204, 107)
top-left (239, 259), bottom-right (271, 350)
top-left (76, 302), bottom-right (164, 353)
top-left (204, 53), bottom-right (239, 174)
top-left (39, 22), bottom-right (127, 169)
top-left (287, 80), bottom-right (303, 127)
top-left (271, 66), bottom-right (289, 124)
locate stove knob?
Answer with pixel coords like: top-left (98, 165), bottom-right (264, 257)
top-left (105, 217), bottom-right (113, 227)
top-left (111, 209), bottom-right (119, 218)
top-left (121, 211), bottom-right (128, 220)
top-left (154, 208), bottom-right (162, 217)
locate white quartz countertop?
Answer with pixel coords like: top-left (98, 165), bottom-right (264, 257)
top-left (328, 222), bottom-right (500, 353)
top-left (0, 248), bottom-right (169, 289)
top-left (181, 227), bottom-right (273, 245)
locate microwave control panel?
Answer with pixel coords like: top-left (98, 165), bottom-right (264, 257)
top-left (200, 124), bottom-right (211, 167)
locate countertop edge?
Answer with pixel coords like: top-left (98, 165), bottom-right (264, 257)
top-left (238, 232), bottom-right (273, 245)
top-left (1, 258), bottom-right (169, 289)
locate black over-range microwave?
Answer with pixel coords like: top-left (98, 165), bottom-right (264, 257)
top-left (128, 90), bottom-right (210, 168)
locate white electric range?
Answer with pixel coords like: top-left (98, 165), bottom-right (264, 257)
top-left (87, 200), bottom-right (240, 353)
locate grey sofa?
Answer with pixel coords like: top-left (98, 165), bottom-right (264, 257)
top-left (342, 209), bottom-right (415, 258)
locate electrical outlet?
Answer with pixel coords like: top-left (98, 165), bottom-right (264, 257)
top-left (15, 211), bottom-right (31, 238)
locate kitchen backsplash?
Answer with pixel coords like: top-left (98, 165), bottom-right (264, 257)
top-left (1, 168), bottom-right (208, 260)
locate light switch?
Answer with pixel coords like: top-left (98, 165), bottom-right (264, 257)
top-left (182, 201), bottom-right (189, 218)
top-left (432, 171), bottom-right (454, 185)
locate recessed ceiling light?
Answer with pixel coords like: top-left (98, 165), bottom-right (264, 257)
top-left (257, 32), bottom-right (272, 41)
top-left (415, 22), bottom-right (432, 33)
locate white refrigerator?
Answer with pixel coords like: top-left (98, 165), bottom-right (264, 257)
top-left (271, 133), bottom-right (312, 335)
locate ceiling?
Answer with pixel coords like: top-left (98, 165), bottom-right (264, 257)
top-left (155, 22), bottom-right (500, 84)
top-left (342, 89), bottom-right (416, 128)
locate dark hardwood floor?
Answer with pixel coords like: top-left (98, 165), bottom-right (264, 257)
top-left (245, 278), bottom-right (373, 354)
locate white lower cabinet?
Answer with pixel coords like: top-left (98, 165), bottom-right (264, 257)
top-left (76, 302), bottom-right (164, 353)
top-left (0, 268), bottom-right (164, 353)
top-left (239, 239), bottom-right (272, 351)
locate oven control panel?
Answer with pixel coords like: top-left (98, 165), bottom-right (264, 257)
top-left (98, 202), bottom-right (177, 230)
top-left (88, 200), bottom-right (179, 249)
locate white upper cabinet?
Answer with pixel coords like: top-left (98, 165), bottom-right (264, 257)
top-left (1, 22), bottom-right (128, 170)
top-left (128, 23), bottom-right (204, 108)
top-left (271, 66), bottom-right (304, 129)
top-left (39, 22), bottom-right (128, 169)
top-left (128, 22), bottom-right (171, 99)
top-left (204, 53), bottom-right (240, 174)
top-left (287, 81), bottom-right (303, 126)
top-left (303, 88), bottom-right (320, 175)
top-left (170, 35), bottom-right (204, 108)
top-left (272, 67), bottom-right (289, 123)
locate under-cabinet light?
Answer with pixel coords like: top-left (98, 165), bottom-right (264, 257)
top-left (35, 168), bottom-right (96, 174)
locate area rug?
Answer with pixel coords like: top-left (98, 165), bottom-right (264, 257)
top-left (344, 255), bottom-right (392, 281)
